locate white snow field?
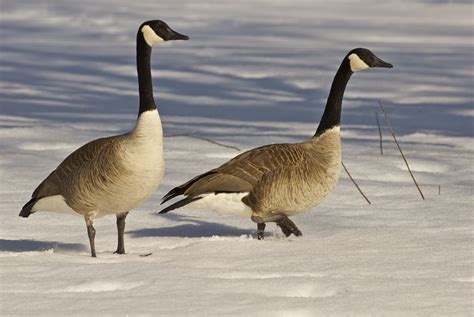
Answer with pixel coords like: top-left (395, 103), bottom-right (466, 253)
top-left (1, 0), bottom-right (473, 315)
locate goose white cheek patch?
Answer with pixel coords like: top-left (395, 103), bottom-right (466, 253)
top-left (141, 25), bottom-right (164, 46)
top-left (348, 53), bottom-right (369, 72)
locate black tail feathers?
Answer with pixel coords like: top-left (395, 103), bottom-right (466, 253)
top-left (19, 197), bottom-right (36, 218)
top-left (161, 186), bottom-right (186, 204)
top-left (159, 196), bottom-right (202, 214)
top-left (161, 171), bottom-right (217, 204)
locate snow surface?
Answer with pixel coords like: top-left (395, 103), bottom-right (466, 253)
top-left (1, 0), bottom-right (473, 315)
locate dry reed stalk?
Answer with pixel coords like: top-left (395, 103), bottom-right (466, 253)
top-left (375, 111), bottom-right (383, 155)
top-left (342, 161), bottom-right (372, 205)
top-left (378, 100), bottom-right (425, 200)
top-left (165, 133), bottom-right (241, 151)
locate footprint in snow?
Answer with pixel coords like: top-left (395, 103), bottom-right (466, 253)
top-left (60, 281), bottom-right (143, 293)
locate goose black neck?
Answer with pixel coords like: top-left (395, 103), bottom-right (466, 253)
top-left (137, 32), bottom-right (157, 115)
top-left (314, 59), bottom-right (353, 137)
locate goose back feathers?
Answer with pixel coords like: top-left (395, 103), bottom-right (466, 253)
top-left (161, 126), bottom-right (341, 216)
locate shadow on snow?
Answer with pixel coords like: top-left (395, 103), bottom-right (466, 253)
top-left (0, 239), bottom-right (86, 253)
top-left (128, 213), bottom-right (256, 238)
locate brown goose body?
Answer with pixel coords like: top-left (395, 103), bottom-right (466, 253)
top-left (163, 127), bottom-right (340, 217)
top-left (19, 20), bottom-right (189, 257)
top-left (243, 128), bottom-right (341, 216)
top-left (23, 113), bottom-right (164, 219)
top-left (161, 48), bottom-right (392, 238)
top-left (23, 135), bottom-right (128, 217)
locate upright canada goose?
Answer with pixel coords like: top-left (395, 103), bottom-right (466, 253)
top-left (160, 48), bottom-right (392, 239)
top-left (19, 20), bottom-right (189, 257)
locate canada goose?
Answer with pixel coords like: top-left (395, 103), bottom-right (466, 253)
top-left (19, 20), bottom-right (189, 257)
top-left (160, 48), bottom-right (392, 239)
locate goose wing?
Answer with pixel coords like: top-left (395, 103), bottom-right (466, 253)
top-left (20, 136), bottom-right (117, 216)
top-left (161, 143), bottom-right (306, 204)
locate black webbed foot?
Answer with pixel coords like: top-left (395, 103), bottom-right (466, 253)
top-left (276, 216), bottom-right (302, 237)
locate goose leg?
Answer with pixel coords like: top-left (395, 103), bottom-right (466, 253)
top-left (114, 212), bottom-right (129, 255)
top-left (276, 217), bottom-right (302, 237)
top-left (85, 214), bottom-right (97, 257)
top-left (252, 213), bottom-right (302, 238)
top-left (257, 223), bottom-right (266, 240)
top-left (276, 221), bottom-right (292, 237)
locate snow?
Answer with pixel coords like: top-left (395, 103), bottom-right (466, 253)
top-left (1, 0), bottom-right (473, 315)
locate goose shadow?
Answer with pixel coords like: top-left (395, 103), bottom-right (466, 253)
top-left (128, 213), bottom-right (257, 238)
top-left (0, 239), bottom-right (86, 253)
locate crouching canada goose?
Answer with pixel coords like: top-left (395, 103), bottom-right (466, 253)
top-left (19, 20), bottom-right (189, 257)
top-left (160, 48), bottom-right (392, 239)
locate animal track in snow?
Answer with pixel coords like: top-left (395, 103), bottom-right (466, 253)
top-left (8, 281), bottom-right (144, 294)
top-left (250, 282), bottom-right (340, 299)
top-left (158, 239), bottom-right (197, 250)
top-left (211, 271), bottom-right (339, 298)
top-left (61, 281), bottom-right (143, 293)
top-left (276, 284), bottom-right (339, 299)
top-left (211, 271), bottom-right (327, 280)
top-left (396, 160), bottom-right (447, 173)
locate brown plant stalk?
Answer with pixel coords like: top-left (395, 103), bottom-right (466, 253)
top-left (378, 100), bottom-right (425, 200)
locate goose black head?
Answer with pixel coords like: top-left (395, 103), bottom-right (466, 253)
top-left (347, 48), bottom-right (393, 73)
top-left (140, 20), bottom-right (189, 46)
